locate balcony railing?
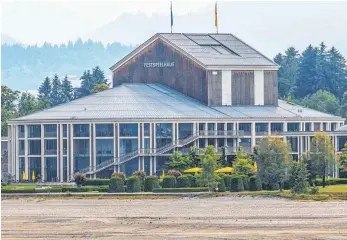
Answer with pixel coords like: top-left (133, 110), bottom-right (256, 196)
top-left (198, 130), bottom-right (244, 137)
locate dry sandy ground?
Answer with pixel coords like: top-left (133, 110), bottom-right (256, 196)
top-left (1, 196), bottom-right (347, 240)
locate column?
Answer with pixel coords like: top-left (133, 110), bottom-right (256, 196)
top-left (93, 123), bottom-right (96, 177)
top-left (24, 125), bottom-right (29, 179)
top-left (56, 124), bottom-right (60, 181)
top-left (142, 157), bottom-right (144, 171)
top-left (233, 122), bottom-right (237, 150)
top-left (114, 123), bottom-right (117, 173)
top-left (59, 124), bottom-right (64, 182)
top-left (69, 124), bottom-right (74, 180)
top-left (224, 123), bottom-right (227, 146)
top-left (89, 124), bottom-right (92, 173)
top-left (150, 157), bottom-right (153, 175)
top-left (214, 122), bottom-right (218, 150)
top-left (41, 124), bottom-right (45, 181)
top-left (204, 123), bottom-right (208, 148)
top-left (251, 122), bottom-right (256, 148)
top-left (15, 126), bottom-right (19, 181)
top-left (254, 70), bottom-right (265, 105)
top-left (66, 124), bottom-right (70, 182)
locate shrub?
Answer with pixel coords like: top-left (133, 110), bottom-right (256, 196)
top-left (249, 176), bottom-right (262, 191)
top-left (85, 178), bottom-right (109, 186)
top-left (111, 172), bottom-right (125, 180)
top-left (314, 178), bottom-right (347, 186)
top-left (109, 177), bottom-right (125, 192)
top-left (74, 173), bottom-right (86, 186)
top-left (167, 170), bottom-right (182, 178)
top-left (177, 175), bottom-right (190, 188)
top-left (230, 175), bottom-right (244, 192)
top-left (133, 170), bottom-right (146, 180)
top-left (144, 176), bottom-right (159, 192)
top-left (217, 177), bottom-right (226, 192)
top-left (162, 176), bottom-right (177, 188)
top-left (153, 187), bottom-right (209, 193)
top-left (185, 174), bottom-right (197, 187)
top-left (308, 185), bottom-right (319, 194)
top-left (240, 175), bottom-right (250, 191)
top-left (126, 176), bottom-right (141, 192)
top-left (283, 180), bottom-right (292, 190)
top-left (1, 182), bottom-right (7, 187)
top-left (223, 175), bottom-right (232, 191)
top-left (266, 183), bottom-right (280, 190)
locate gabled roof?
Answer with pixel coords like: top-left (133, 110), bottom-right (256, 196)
top-left (11, 84), bottom-right (344, 123)
top-left (110, 33), bottom-right (278, 71)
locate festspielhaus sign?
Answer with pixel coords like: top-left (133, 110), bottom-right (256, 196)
top-left (143, 62), bottom-right (175, 68)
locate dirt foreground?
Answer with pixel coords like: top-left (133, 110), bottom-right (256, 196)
top-left (2, 196), bottom-right (347, 240)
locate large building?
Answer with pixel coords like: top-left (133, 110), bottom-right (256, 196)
top-left (7, 33), bottom-right (347, 182)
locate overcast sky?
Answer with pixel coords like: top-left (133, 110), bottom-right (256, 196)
top-left (2, 1), bottom-right (347, 57)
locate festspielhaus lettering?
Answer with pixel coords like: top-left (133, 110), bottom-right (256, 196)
top-left (143, 62), bottom-right (175, 68)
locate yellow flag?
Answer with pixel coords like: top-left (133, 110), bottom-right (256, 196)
top-left (32, 171), bottom-right (36, 181)
top-left (215, 2), bottom-right (218, 30)
top-left (253, 162), bottom-right (258, 173)
top-left (161, 169), bottom-right (165, 178)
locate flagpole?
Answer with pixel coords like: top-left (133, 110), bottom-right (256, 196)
top-left (170, 1), bottom-right (173, 33)
top-left (215, 1), bottom-right (218, 34)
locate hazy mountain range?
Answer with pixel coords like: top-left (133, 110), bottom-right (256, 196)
top-left (2, 1), bottom-right (347, 91)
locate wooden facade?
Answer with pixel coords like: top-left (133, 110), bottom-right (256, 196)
top-left (231, 71), bottom-right (255, 105)
top-left (113, 39), bottom-right (208, 104)
top-left (207, 70), bottom-right (222, 105)
top-left (264, 71), bottom-right (278, 105)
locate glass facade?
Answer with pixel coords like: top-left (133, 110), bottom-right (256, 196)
top-left (44, 124), bottom-right (57, 137)
top-left (28, 125), bottom-right (41, 138)
top-left (63, 156), bottom-right (67, 182)
top-left (120, 158), bottom-right (138, 177)
top-left (255, 123), bottom-right (268, 134)
top-left (18, 125), bottom-right (25, 138)
top-left (96, 124), bottom-right (114, 137)
top-left (271, 123), bottom-right (283, 133)
top-left (178, 123), bottom-right (193, 140)
top-left (227, 123), bottom-right (233, 131)
top-left (96, 139), bottom-right (114, 164)
top-left (120, 123), bottom-right (138, 137)
top-left (73, 124), bottom-right (89, 137)
top-left (29, 157), bottom-right (41, 181)
top-left (239, 123), bottom-right (251, 135)
top-left (314, 123), bottom-right (321, 131)
top-left (287, 123), bottom-right (300, 132)
top-left (45, 157), bottom-right (57, 182)
top-left (156, 123), bottom-right (172, 148)
top-left (44, 139), bottom-right (57, 155)
top-left (120, 139), bottom-right (138, 155)
top-left (73, 139), bottom-right (89, 172)
top-left (63, 139), bottom-right (67, 155)
top-left (144, 123), bottom-right (150, 137)
top-left (28, 140), bottom-right (41, 155)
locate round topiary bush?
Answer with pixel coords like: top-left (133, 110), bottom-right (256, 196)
top-left (144, 176), bottom-right (159, 192)
top-left (126, 176), bottom-right (141, 192)
top-left (133, 170), bottom-right (146, 180)
top-left (74, 172), bottom-right (86, 186)
top-left (111, 172), bottom-right (125, 180)
top-left (186, 174), bottom-right (197, 187)
top-left (109, 177), bottom-right (125, 192)
top-left (162, 175), bottom-right (177, 188)
top-left (177, 175), bottom-right (190, 188)
top-left (223, 175), bottom-right (232, 191)
top-left (231, 175), bottom-right (244, 192)
top-left (249, 176), bottom-right (262, 191)
top-left (218, 177), bottom-right (226, 192)
top-left (240, 175), bottom-right (250, 191)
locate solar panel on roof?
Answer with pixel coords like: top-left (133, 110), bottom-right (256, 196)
top-left (185, 34), bottom-right (220, 46)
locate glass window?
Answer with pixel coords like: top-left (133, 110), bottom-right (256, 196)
top-left (144, 138), bottom-right (150, 153)
top-left (314, 123), bottom-right (321, 131)
top-left (156, 123), bottom-right (172, 148)
top-left (19, 157), bottom-right (25, 181)
top-left (217, 123), bottom-right (224, 131)
top-left (302, 136), bottom-right (307, 152)
top-left (144, 123), bottom-right (150, 137)
top-left (199, 138), bottom-right (205, 148)
top-left (96, 124), bottom-right (114, 137)
top-left (28, 140), bottom-right (41, 155)
top-left (207, 138), bottom-right (214, 146)
top-left (144, 157), bottom-right (151, 176)
top-left (287, 123), bottom-right (300, 132)
top-left (337, 136), bottom-right (347, 151)
top-left (29, 157), bottom-right (41, 181)
top-left (63, 124), bottom-right (67, 137)
top-left (208, 123), bottom-right (215, 131)
top-left (287, 137), bottom-right (298, 152)
top-left (44, 139), bottom-right (57, 155)
top-left (73, 139), bottom-right (89, 155)
top-left (19, 140), bottom-right (25, 155)
top-left (217, 138), bottom-right (224, 147)
top-left (305, 122), bottom-right (312, 132)
top-left (44, 124), bottom-right (57, 137)
top-left (18, 125), bottom-right (25, 138)
top-left (255, 123), bottom-right (268, 132)
top-left (271, 123), bottom-right (283, 133)
top-left (45, 157), bottom-right (57, 182)
top-left (323, 123), bottom-right (327, 131)
top-left (73, 124), bottom-right (89, 137)
top-left (28, 125), bottom-right (41, 138)
top-left (178, 123), bottom-right (193, 140)
top-left (120, 139), bottom-right (138, 155)
top-left (96, 139), bottom-right (114, 156)
top-left (331, 123), bottom-right (337, 131)
top-left (120, 158), bottom-right (138, 177)
top-left (63, 139), bottom-right (67, 155)
top-left (239, 123), bottom-right (251, 135)
top-left (119, 123), bottom-right (138, 137)
top-left (199, 123), bottom-right (205, 131)
top-left (63, 157), bottom-right (67, 182)
top-left (227, 123), bottom-right (233, 131)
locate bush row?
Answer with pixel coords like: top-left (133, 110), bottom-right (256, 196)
top-left (85, 178), bottom-right (110, 186)
top-left (1, 185), bottom-right (109, 193)
top-left (314, 178), bottom-right (347, 186)
top-left (153, 187), bottom-right (209, 193)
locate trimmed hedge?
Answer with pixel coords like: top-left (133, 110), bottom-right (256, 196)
top-left (186, 175), bottom-right (197, 187)
top-left (177, 175), bottom-right (190, 188)
top-left (223, 175), bottom-right (232, 191)
top-left (144, 176), bottom-right (159, 192)
top-left (126, 176), bottom-right (141, 192)
top-left (109, 177), bottom-right (124, 192)
top-left (1, 185), bottom-right (110, 193)
top-left (153, 187), bottom-right (209, 193)
top-left (218, 178), bottom-right (226, 192)
top-left (240, 175), bottom-right (250, 191)
top-left (162, 176), bottom-right (177, 188)
top-left (249, 176), bottom-right (262, 191)
top-left (85, 178), bottom-right (110, 186)
top-left (231, 175), bottom-right (244, 192)
top-left (314, 178), bottom-right (347, 186)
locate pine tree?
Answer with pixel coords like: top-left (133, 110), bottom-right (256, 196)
top-left (92, 66), bottom-right (108, 85)
top-left (17, 92), bottom-right (39, 117)
top-left (78, 70), bottom-right (93, 97)
top-left (316, 42), bottom-right (329, 93)
top-left (61, 75), bottom-right (74, 103)
top-left (326, 47), bottom-right (347, 99)
top-left (50, 74), bottom-right (63, 106)
top-left (38, 77), bottom-right (52, 101)
top-left (294, 45), bottom-right (318, 98)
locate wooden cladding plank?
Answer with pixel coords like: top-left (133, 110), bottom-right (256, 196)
top-left (112, 39), bottom-right (208, 104)
top-left (231, 71), bottom-right (254, 105)
top-left (207, 71), bottom-right (222, 105)
top-left (264, 71), bottom-right (278, 105)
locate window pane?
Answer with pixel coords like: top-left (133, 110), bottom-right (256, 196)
top-left (178, 123), bottom-right (193, 140)
top-left (73, 124), bottom-right (89, 137)
top-left (119, 124), bottom-right (138, 137)
top-left (63, 124), bottom-right (67, 137)
top-left (19, 140), bottom-right (25, 155)
top-left (305, 123), bottom-right (311, 132)
top-left (28, 125), bottom-right (41, 138)
top-left (120, 139), bottom-right (138, 155)
top-left (45, 157), bottom-right (57, 182)
top-left (239, 123), bottom-right (251, 135)
top-left (287, 123), bottom-right (300, 132)
top-left (29, 157), bottom-right (41, 181)
top-left (96, 124), bottom-right (114, 137)
top-left (287, 137), bottom-right (298, 152)
top-left (156, 123), bottom-right (172, 148)
top-left (63, 139), bottom-right (67, 155)
top-left (63, 157), bottom-right (67, 182)
top-left (44, 124), bottom-right (57, 137)
top-left (44, 139), bottom-right (57, 155)
top-left (18, 125), bottom-right (25, 138)
top-left (28, 140), bottom-right (41, 155)
top-left (144, 123), bottom-right (150, 137)
top-left (271, 123), bottom-right (283, 133)
top-left (73, 139), bottom-right (89, 155)
top-left (19, 157), bottom-right (25, 181)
